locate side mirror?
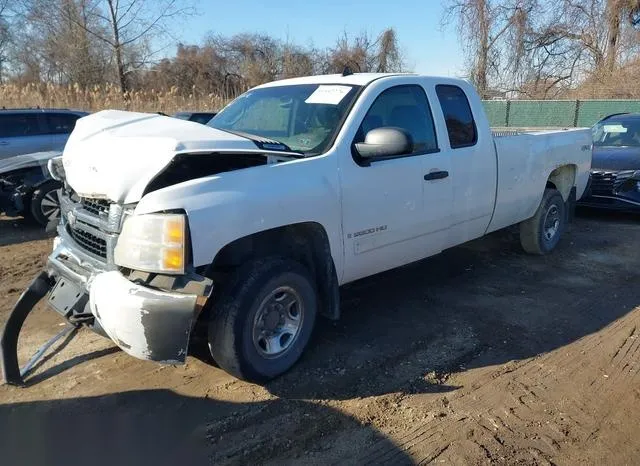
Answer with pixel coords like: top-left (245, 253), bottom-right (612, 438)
top-left (354, 127), bottom-right (412, 160)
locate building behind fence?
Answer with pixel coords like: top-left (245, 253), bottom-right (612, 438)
top-left (482, 100), bottom-right (640, 128)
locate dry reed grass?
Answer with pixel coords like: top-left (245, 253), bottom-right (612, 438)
top-left (0, 82), bottom-right (229, 113)
top-left (3, 76), bottom-right (639, 115)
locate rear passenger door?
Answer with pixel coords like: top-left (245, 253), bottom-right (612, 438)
top-left (45, 113), bottom-right (83, 151)
top-left (434, 84), bottom-right (497, 246)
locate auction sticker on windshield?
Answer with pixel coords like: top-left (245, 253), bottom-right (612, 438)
top-left (305, 85), bottom-right (352, 105)
top-left (602, 124), bottom-right (627, 133)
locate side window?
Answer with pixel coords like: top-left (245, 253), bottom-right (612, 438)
top-left (0, 114), bottom-right (43, 138)
top-left (355, 85), bottom-right (438, 156)
top-left (435, 85), bottom-right (477, 148)
top-left (45, 113), bottom-right (81, 135)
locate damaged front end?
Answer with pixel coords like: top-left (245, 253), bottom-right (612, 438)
top-left (0, 152), bottom-right (61, 219)
top-left (1, 185), bottom-right (212, 386)
top-left (579, 169), bottom-right (640, 211)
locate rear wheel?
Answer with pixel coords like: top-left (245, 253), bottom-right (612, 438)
top-left (29, 180), bottom-right (61, 227)
top-left (208, 257), bottom-right (317, 382)
top-left (520, 188), bottom-right (566, 255)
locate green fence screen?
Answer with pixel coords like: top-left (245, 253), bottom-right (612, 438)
top-left (482, 100), bottom-right (640, 128)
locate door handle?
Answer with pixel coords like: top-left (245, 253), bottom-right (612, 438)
top-left (424, 171), bottom-right (449, 181)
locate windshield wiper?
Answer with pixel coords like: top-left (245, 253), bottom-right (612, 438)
top-left (217, 128), bottom-right (305, 157)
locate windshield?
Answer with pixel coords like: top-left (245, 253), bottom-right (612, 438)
top-left (208, 84), bottom-right (361, 155)
top-left (593, 119), bottom-right (640, 147)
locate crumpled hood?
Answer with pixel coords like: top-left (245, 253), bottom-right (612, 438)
top-left (592, 146), bottom-right (640, 171)
top-left (62, 110), bottom-right (256, 203)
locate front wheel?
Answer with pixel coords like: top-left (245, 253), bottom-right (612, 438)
top-left (208, 257), bottom-right (318, 382)
top-left (519, 188), bottom-right (566, 255)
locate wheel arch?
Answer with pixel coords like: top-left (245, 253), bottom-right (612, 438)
top-left (546, 164), bottom-right (576, 202)
top-left (205, 222), bottom-right (341, 320)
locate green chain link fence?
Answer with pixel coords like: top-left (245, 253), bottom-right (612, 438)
top-left (482, 100), bottom-right (640, 128)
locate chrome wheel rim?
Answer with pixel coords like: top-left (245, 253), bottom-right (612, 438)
top-left (543, 204), bottom-right (560, 242)
top-left (252, 286), bottom-right (304, 359)
top-left (40, 189), bottom-right (60, 221)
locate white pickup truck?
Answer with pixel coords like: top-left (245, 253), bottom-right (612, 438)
top-left (1, 73), bottom-right (592, 385)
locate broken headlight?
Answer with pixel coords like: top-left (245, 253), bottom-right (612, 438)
top-left (47, 156), bottom-right (65, 181)
top-left (114, 213), bottom-right (187, 274)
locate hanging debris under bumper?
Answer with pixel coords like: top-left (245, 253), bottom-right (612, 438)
top-left (0, 272), bottom-right (55, 386)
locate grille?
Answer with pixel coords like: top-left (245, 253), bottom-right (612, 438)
top-left (81, 198), bottom-right (111, 216)
top-left (590, 171), bottom-right (616, 195)
top-left (590, 171), bottom-right (635, 196)
top-left (68, 226), bottom-right (107, 258)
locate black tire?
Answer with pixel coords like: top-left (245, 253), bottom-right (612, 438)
top-left (29, 180), bottom-right (62, 227)
top-left (208, 257), bottom-right (318, 382)
top-left (519, 188), bottom-right (566, 255)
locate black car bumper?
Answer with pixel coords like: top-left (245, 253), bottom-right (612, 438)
top-left (578, 170), bottom-right (640, 212)
top-left (578, 195), bottom-right (640, 211)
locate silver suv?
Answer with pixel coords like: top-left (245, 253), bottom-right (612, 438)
top-left (0, 108), bottom-right (89, 160)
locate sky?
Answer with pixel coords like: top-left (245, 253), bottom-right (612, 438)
top-left (178, 0), bottom-right (466, 77)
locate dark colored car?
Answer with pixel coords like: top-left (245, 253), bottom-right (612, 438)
top-left (0, 151), bottom-right (62, 227)
top-left (578, 113), bottom-right (640, 211)
top-left (172, 111), bottom-right (217, 125)
top-left (0, 108), bottom-right (88, 160)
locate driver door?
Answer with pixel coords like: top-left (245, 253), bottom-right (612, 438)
top-left (339, 84), bottom-right (453, 283)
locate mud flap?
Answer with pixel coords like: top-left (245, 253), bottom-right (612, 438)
top-left (0, 272), bottom-right (54, 386)
top-left (567, 187), bottom-right (577, 223)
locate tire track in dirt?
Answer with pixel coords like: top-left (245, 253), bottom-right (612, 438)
top-left (360, 304), bottom-right (640, 465)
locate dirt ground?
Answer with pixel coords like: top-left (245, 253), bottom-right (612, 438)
top-left (0, 210), bottom-right (639, 466)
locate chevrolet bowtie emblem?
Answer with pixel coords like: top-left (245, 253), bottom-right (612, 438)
top-left (67, 211), bottom-right (76, 227)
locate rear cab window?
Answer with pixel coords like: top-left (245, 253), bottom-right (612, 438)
top-left (435, 85), bottom-right (478, 149)
top-left (354, 84), bottom-right (439, 158)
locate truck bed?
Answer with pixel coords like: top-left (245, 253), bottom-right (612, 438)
top-left (487, 128), bottom-right (592, 233)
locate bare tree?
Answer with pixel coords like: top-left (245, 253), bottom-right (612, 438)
top-left (443, 0), bottom-right (534, 97)
top-left (12, 0), bottom-right (111, 85)
top-left (445, 0), bottom-right (640, 97)
top-left (281, 43), bottom-right (315, 78)
top-left (375, 28), bottom-right (404, 72)
top-left (138, 28), bottom-right (406, 102)
top-left (524, 0), bottom-right (640, 92)
top-left (604, 0), bottom-right (640, 71)
top-left (326, 28), bottom-right (405, 74)
top-left (100, 0), bottom-right (194, 93)
top-left (0, 0), bottom-right (14, 82)
top-left (42, 0), bottom-right (195, 93)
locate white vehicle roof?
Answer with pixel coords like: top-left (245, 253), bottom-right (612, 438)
top-left (255, 72), bottom-right (470, 89)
